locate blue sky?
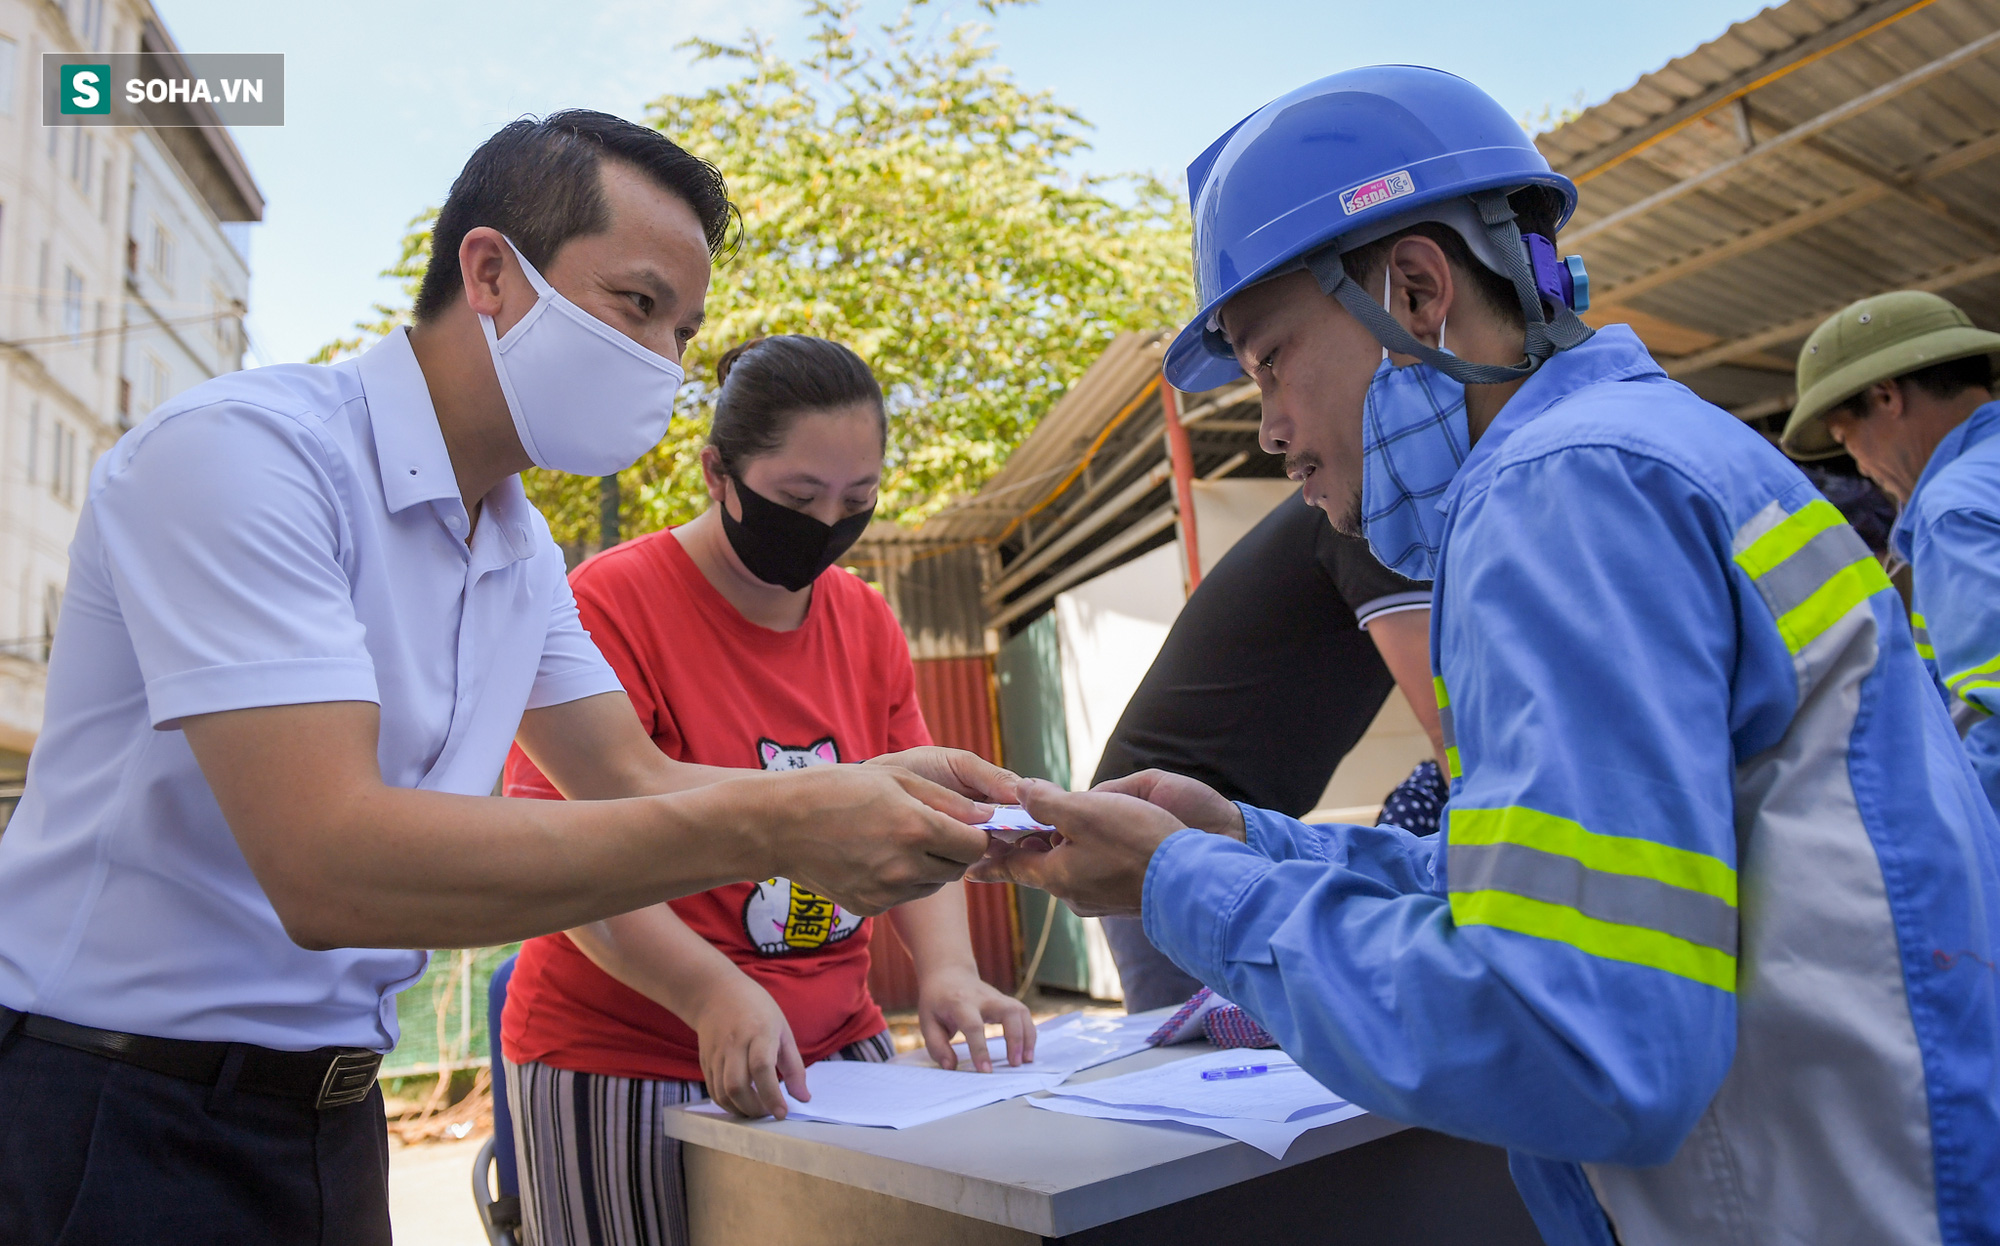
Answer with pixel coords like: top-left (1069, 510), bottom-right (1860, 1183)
top-left (159, 0), bottom-right (1771, 366)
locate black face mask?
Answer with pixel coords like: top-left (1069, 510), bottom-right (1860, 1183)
top-left (721, 475), bottom-right (875, 592)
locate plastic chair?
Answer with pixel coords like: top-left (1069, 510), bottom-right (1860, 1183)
top-left (472, 954), bottom-right (522, 1246)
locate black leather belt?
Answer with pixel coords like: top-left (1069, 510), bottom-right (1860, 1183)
top-left (0, 1005), bottom-right (382, 1110)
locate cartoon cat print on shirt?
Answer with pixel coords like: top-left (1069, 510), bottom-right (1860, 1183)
top-left (758, 738), bottom-right (839, 770)
top-left (742, 737), bottom-right (865, 955)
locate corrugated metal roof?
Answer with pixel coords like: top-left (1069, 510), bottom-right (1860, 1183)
top-left (846, 330), bottom-right (1281, 643)
top-left (919, 331), bottom-right (1175, 544)
top-left (1537, 0), bottom-right (2000, 420)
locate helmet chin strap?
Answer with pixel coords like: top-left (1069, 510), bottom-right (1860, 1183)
top-left (1307, 188), bottom-right (1593, 387)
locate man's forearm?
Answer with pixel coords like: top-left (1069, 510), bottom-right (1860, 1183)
top-left (188, 700), bottom-right (991, 953)
top-left (251, 776), bottom-right (779, 951)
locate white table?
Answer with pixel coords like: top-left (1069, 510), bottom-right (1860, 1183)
top-left (660, 1030), bottom-right (1542, 1245)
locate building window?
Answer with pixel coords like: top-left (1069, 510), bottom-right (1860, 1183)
top-left (48, 420), bottom-right (73, 502)
top-left (56, 423), bottom-right (78, 505)
top-left (145, 353), bottom-right (169, 413)
top-left (92, 301), bottom-right (105, 369)
top-left (25, 404), bottom-right (38, 485)
top-left (0, 37), bottom-right (17, 117)
top-left (42, 584), bottom-right (62, 658)
top-left (61, 267), bottom-right (83, 340)
top-left (36, 241), bottom-right (47, 318)
top-left (148, 220), bottom-right (175, 291)
top-left (210, 284), bottom-right (237, 355)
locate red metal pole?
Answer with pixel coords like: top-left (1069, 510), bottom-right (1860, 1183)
top-left (1161, 377), bottom-right (1202, 592)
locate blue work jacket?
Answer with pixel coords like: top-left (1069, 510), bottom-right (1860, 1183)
top-left (1142, 327), bottom-right (2000, 1245)
top-left (1892, 400), bottom-right (2000, 813)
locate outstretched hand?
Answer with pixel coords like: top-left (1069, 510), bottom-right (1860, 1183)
top-left (870, 746), bottom-right (1021, 806)
top-left (967, 778), bottom-right (1186, 917)
top-left (1091, 770), bottom-right (1245, 842)
top-left (771, 765), bottom-right (993, 916)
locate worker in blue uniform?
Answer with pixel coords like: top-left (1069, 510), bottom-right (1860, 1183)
top-left (973, 66), bottom-right (2000, 1246)
top-left (1782, 291), bottom-right (2000, 814)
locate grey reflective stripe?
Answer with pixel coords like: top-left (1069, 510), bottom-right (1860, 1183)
top-left (1438, 702), bottom-right (1457, 751)
top-left (1732, 499), bottom-right (1788, 557)
top-left (1448, 840), bottom-right (1739, 955)
top-left (1952, 697), bottom-right (1989, 736)
top-left (1751, 521), bottom-right (1874, 620)
top-left (1911, 622), bottom-right (1932, 646)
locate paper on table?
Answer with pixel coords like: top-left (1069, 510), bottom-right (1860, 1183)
top-left (1044, 1048), bottom-right (1346, 1123)
top-left (976, 804), bottom-right (1057, 843)
top-left (686, 1059), bottom-right (1062, 1129)
top-left (903, 1009), bottom-right (1160, 1078)
top-left (1027, 1093), bottom-right (1367, 1159)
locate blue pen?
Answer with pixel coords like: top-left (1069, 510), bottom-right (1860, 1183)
top-left (1200, 1064), bottom-right (1270, 1080)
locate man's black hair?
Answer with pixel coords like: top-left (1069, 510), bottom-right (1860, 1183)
top-left (413, 110), bottom-right (738, 323)
top-left (1826, 353), bottom-right (1996, 422)
top-left (1338, 186), bottom-right (1566, 329)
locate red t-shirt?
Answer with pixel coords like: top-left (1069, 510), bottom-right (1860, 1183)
top-left (499, 527), bottom-right (932, 1082)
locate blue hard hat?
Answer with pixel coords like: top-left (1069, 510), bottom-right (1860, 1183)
top-left (1165, 65), bottom-right (1579, 393)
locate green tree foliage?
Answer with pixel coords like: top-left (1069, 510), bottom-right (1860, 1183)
top-left (322, 1), bottom-right (1192, 543)
top-left (1520, 89), bottom-right (1588, 137)
top-left (310, 209), bottom-right (434, 365)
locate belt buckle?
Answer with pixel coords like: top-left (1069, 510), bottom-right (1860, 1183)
top-left (316, 1050), bottom-right (382, 1110)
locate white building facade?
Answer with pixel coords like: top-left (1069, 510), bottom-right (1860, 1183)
top-left (0, 0), bottom-right (259, 823)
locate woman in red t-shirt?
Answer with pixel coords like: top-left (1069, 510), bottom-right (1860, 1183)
top-left (499, 336), bottom-right (1033, 1246)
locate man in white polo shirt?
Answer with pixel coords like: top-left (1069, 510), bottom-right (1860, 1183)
top-left (0, 111), bottom-right (1003, 1244)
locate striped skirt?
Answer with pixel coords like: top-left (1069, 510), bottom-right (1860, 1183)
top-left (502, 1032), bottom-right (895, 1246)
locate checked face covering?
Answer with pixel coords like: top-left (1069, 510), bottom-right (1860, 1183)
top-left (1359, 357), bottom-right (1469, 581)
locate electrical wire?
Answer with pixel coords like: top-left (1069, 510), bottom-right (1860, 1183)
top-left (1013, 893), bottom-right (1060, 1002)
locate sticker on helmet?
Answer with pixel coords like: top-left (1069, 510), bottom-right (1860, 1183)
top-left (1341, 170), bottom-right (1415, 215)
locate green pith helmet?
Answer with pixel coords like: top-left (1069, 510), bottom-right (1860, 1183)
top-left (1783, 291), bottom-right (2000, 460)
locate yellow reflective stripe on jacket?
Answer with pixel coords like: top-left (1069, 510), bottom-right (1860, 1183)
top-left (1447, 806), bottom-right (1738, 991)
top-left (1450, 807), bottom-right (1737, 904)
top-left (1734, 499), bottom-right (1891, 655)
top-left (1449, 891), bottom-right (1737, 993)
top-left (1946, 651), bottom-right (2000, 702)
top-left (1734, 499), bottom-right (1844, 578)
top-left (1911, 612), bottom-right (1936, 660)
top-left (1432, 675), bottom-right (1462, 779)
top-left (1773, 559), bottom-right (1894, 654)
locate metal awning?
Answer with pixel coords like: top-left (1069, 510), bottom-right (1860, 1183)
top-left (851, 333), bottom-right (1281, 640)
top-left (1542, 0), bottom-right (2000, 422)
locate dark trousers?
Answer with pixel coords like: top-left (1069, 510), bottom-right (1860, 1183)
top-left (0, 1030), bottom-right (391, 1245)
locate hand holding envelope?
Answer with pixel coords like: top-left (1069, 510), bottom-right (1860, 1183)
top-left (975, 804), bottom-right (1059, 844)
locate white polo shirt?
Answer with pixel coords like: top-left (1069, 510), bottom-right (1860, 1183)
top-left (0, 329), bottom-right (622, 1052)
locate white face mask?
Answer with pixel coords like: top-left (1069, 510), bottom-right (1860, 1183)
top-left (478, 237), bottom-right (684, 477)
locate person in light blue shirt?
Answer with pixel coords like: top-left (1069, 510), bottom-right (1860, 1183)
top-left (976, 67), bottom-right (2000, 1246)
top-left (0, 111), bottom-right (1005, 1246)
top-left (1781, 290), bottom-right (2000, 813)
